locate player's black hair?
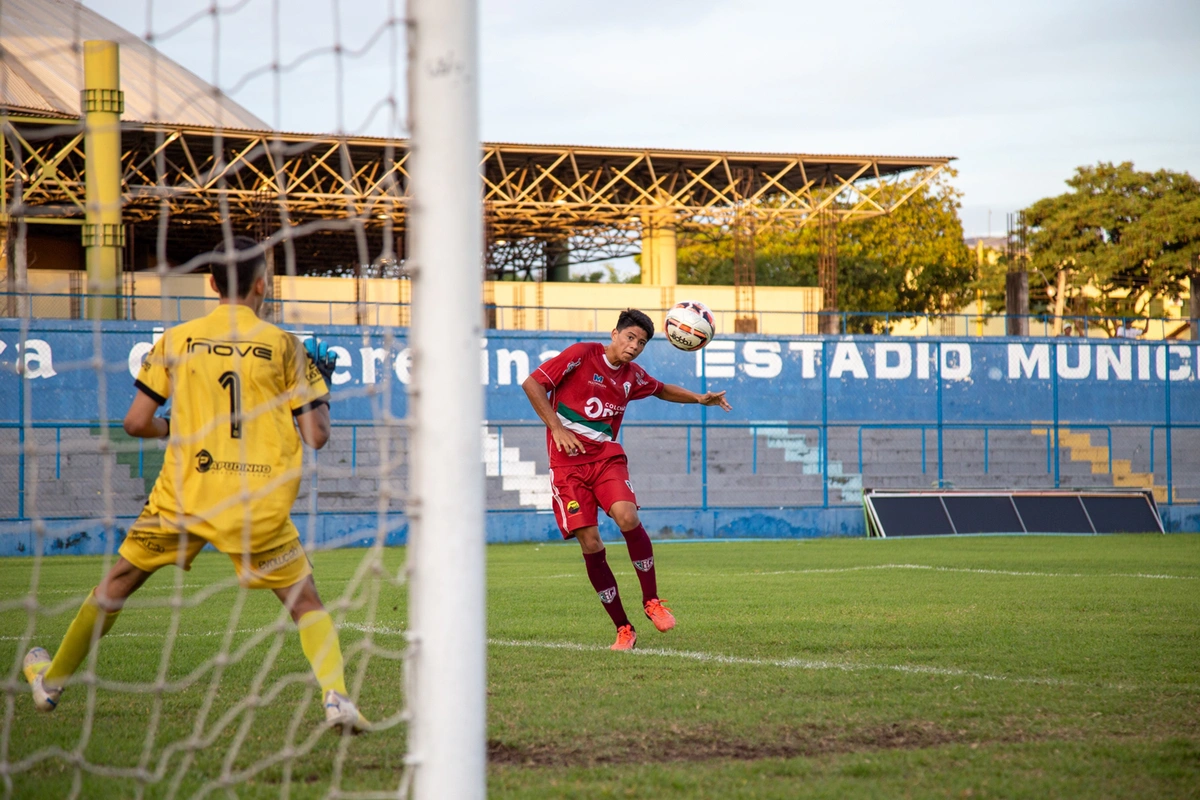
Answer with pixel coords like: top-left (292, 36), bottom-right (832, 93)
top-left (210, 236), bottom-right (266, 299)
top-left (615, 308), bottom-right (654, 339)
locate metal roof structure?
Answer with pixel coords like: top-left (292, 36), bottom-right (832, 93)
top-left (0, 1), bottom-right (954, 279)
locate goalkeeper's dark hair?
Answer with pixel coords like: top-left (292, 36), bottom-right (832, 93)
top-left (210, 236), bottom-right (267, 299)
top-left (616, 308), bottom-right (654, 339)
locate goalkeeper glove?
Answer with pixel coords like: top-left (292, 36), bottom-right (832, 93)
top-left (304, 337), bottom-right (338, 384)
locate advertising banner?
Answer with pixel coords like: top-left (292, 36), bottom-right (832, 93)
top-left (1, 319), bottom-right (1197, 425)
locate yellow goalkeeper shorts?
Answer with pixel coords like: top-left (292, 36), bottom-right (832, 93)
top-left (119, 515), bottom-right (313, 590)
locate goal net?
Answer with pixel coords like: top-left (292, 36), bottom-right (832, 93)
top-left (0, 1), bottom-right (484, 797)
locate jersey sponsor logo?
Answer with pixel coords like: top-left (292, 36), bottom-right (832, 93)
top-left (583, 397), bottom-right (627, 419)
top-left (597, 587), bottom-right (618, 604)
top-left (566, 500), bottom-right (581, 513)
top-left (186, 337), bottom-right (274, 361)
top-left (635, 371), bottom-right (648, 386)
top-left (633, 557), bottom-right (654, 572)
top-left (256, 543), bottom-right (302, 573)
top-left (195, 448), bottom-right (272, 475)
top-left (591, 373), bottom-right (604, 384)
top-left (564, 357), bottom-right (582, 375)
top-left (127, 530), bottom-right (166, 554)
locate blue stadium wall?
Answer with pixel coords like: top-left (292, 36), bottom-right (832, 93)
top-left (2, 319), bottom-right (1198, 554)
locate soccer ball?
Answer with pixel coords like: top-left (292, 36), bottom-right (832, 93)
top-left (664, 300), bottom-right (716, 352)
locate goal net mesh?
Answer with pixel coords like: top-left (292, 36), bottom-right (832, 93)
top-left (1, 1), bottom-right (420, 797)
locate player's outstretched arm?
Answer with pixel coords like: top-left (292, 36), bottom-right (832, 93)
top-left (654, 383), bottom-right (732, 412)
top-left (123, 390), bottom-right (170, 438)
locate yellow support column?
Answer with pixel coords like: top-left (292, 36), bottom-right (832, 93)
top-left (82, 40), bottom-right (124, 320)
top-left (640, 211), bottom-right (676, 286)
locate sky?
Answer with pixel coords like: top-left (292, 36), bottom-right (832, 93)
top-left (81, 0), bottom-right (1200, 242)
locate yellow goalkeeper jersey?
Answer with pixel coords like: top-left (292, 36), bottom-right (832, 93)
top-left (134, 304), bottom-right (329, 553)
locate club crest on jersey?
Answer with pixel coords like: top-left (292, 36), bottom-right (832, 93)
top-left (634, 558), bottom-right (654, 572)
top-left (623, 381), bottom-right (631, 397)
top-left (598, 587), bottom-right (618, 604)
top-left (591, 373), bottom-right (604, 384)
top-left (566, 500), bottom-right (580, 514)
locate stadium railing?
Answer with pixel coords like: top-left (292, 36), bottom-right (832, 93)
top-left (4, 418), bottom-right (1195, 522)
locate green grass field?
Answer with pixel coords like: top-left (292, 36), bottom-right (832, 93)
top-left (2, 534), bottom-right (1199, 798)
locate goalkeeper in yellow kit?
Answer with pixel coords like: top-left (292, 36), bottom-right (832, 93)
top-left (22, 236), bottom-right (368, 733)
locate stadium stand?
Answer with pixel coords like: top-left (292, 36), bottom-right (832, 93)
top-left (4, 423), bottom-right (1193, 524)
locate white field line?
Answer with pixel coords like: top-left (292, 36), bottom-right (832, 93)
top-left (736, 564), bottom-right (1200, 580)
top-left (6, 565), bottom-right (1194, 594)
top-left (537, 564), bottom-right (1199, 581)
top-left (3, 623), bottom-right (1171, 693)
top-left (487, 638), bottom-right (1110, 689)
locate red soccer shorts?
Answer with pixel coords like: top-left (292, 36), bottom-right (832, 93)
top-left (549, 455), bottom-right (639, 539)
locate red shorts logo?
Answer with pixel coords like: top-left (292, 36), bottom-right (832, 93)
top-left (566, 500), bottom-right (581, 514)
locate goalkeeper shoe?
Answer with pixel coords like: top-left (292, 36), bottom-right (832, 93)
top-left (644, 598), bottom-right (676, 632)
top-left (324, 689), bottom-right (370, 735)
top-left (23, 647), bottom-right (61, 712)
top-left (610, 624), bottom-right (637, 651)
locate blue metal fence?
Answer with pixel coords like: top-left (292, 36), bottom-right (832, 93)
top-left (4, 417), bottom-right (1194, 522)
top-left (3, 322), bottom-right (1197, 522)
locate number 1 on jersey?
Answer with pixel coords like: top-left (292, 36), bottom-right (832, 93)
top-left (218, 371), bottom-right (243, 439)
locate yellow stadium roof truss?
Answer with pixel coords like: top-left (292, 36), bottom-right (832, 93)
top-left (1, 116), bottom-right (952, 276)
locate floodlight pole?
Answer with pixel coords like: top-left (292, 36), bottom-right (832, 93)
top-left (406, 1), bottom-right (486, 799)
top-left (82, 40), bottom-right (124, 320)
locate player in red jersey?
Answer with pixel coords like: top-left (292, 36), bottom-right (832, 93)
top-left (521, 309), bottom-right (732, 650)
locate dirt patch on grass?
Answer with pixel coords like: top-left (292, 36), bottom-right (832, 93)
top-left (489, 721), bottom-right (999, 767)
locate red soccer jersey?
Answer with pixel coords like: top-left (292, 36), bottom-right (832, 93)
top-left (531, 342), bottom-right (663, 468)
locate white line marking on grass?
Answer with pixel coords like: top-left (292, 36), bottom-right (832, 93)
top-left (0, 622), bottom-right (402, 643)
top-left (737, 564), bottom-right (1200, 581)
top-left (4, 625), bottom-right (1193, 693)
top-left (0, 583), bottom-right (211, 598)
top-left (0, 628), bottom-right (265, 642)
top-left (488, 639), bottom-right (1101, 688)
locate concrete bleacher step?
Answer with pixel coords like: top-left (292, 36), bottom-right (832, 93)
top-left (753, 426), bottom-right (863, 503)
top-left (5, 422), bottom-right (1196, 519)
top-left (483, 430), bottom-right (552, 509)
top-left (1038, 427), bottom-right (1177, 503)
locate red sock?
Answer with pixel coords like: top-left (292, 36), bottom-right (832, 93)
top-left (582, 549), bottom-right (630, 629)
top-left (622, 524), bottom-right (657, 604)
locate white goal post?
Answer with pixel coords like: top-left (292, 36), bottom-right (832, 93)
top-left (406, 1), bottom-right (487, 799)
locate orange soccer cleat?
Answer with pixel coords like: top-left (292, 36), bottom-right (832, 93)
top-left (643, 598), bottom-right (676, 632)
top-left (610, 624), bottom-right (637, 651)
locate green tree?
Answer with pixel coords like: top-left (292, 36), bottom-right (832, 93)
top-left (671, 169), bottom-right (974, 331)
top-left (1013, 162), bottom-right (1200, 332)
top-left (569, 263), bottom-right (638, 283)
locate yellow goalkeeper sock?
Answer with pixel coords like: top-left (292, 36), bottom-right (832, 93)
top-left (44, 589), bottom-right (121, 688)
top-left (298, 610), bottom-right (348, 696)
